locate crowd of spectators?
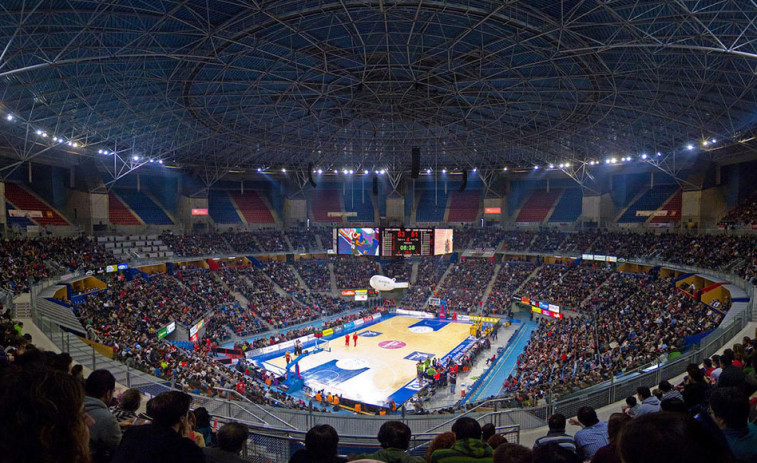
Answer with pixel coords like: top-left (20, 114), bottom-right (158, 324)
top-left (382, 260), bottom-right (412, 282)
top-left (500, 231), bottom-right (535, 252)
top-left (254, 230), bottom-right (290, 253)
top-left (403, 257), bottom-right (450, 309)
top-left (287, 229), bottom-right (321, 252)
top-left (220, 231), bottom-right (260, 253)
top-left (294, 260), bottom-right (332, 292)
top-left (6, 228), bottom-right (757, 298)
top-left (485, 261), bottom-right (536, 314)
top-left (0, 235), bottom-right (115, 294)
top-left (436, 259), bottom-right (496, 313)
top-left (507, 277), bottom-right (724, 400)
top-left (332, 257), bottom-right (380, 289)
top-left (263, 262), bottom-right (303, 294)
top-left (469, 227), bottom-right (510, 250)
top-left (524, 262), bottom-right (613, 310)
top-left (720, 190), bottom-right (757, 226)
top-left (158, 232), bottom-right (231, 257)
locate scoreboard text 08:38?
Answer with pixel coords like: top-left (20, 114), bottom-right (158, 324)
top-left (381, 228), bottom-right (433, 257)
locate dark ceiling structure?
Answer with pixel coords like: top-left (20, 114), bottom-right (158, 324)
top-left (0, 1), bottom-right (756, 186)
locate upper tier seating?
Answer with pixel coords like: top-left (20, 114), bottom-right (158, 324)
top-left (4, 183), bottom-right (68, 225)
top-left (343, 191), bottom-right (374, 222)
top-left (108, 192), bottom-right (142, 225)
top-left (97, 234), bottom-right (174, 259)
top-left (229, 191), bottom-right (275, 224)
top-left (650, 189), bottom-right (682, 223)
top-left (113, 189), bottom-right (172, 225)
top-left (310, 189), bottom-right (342, 222)
top-left (515, 189), bottom-right (561, 222)
top-left (719, 190), bottom-right (757, 226)
top-left (617, 184), bottom-right (678, 223)
top-left (549, 189), bottom-right (583, 222)
top-left (416, 189), bottom-right (449, 222)
top-left (5, 203), bottom-right (36, 229)
top-left (447, 190), bottom-right (480, 222)
top-left (208, 190), bottom-right (243, 224)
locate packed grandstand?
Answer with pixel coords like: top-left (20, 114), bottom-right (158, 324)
top-left (1, 226), bottom-right (753, 407)
top-left (3, 2), bottom-right (757, 463)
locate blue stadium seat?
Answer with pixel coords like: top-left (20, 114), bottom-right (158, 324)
top-left (343, 192), bottom-right (374, 222)
top-left (549, 189), bottom-right (583, 222)
top-left (618, 184), bottom-right (678, 223)
top-left (416, 190), bottom-right (448, 222)
top-left (209, 190), bottom-right (243, 224)
top-left (114, 189), bottom-right (173, 225)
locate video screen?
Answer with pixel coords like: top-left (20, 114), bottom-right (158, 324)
top-left (337, 228), bottom-right (381, 256)
top-left (434, 228), bottom-right (454, 255)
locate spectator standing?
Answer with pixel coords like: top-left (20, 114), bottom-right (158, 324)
top-left (203, 423), bottom-right (249, 463)
top-left (533, 414), bottom-right (576, 454)
top-left (85, 369), bottom-right (122, 463)
top-left (569, 407), bottom-right (609, 461)
top-left (430, 417), bottom-right (493, 463)
top-left (112, 391), bottom-right (204, 463)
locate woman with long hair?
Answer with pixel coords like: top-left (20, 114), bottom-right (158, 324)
top-left (0, 367), bottom-right (93, 463)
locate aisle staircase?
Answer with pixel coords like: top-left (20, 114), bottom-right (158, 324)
top-left (480, 264), bottom-right (502, 308)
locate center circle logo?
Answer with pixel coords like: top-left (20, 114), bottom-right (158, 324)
top-left (378, 340), bottom-right (407, 349)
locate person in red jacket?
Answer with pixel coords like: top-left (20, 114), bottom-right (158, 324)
top-left (345, 333), bottom-right (350, 347)
top-left (353, 332), bottom-right (358, 347)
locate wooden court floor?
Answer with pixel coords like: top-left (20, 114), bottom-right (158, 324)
top-left (261, 315), bottom-right (472, 406)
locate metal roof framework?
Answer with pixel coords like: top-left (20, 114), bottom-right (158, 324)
top-left (0, 1), bottom-right (756, 187)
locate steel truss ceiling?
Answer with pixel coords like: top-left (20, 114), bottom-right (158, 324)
top-left (0, 0), bottom-right (756, 179)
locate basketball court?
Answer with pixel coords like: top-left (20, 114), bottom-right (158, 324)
top-left (249, 314), bottom-right (487, 406)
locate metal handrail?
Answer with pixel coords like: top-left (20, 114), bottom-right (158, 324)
top-left (213, 387), bottom-right (298, 430)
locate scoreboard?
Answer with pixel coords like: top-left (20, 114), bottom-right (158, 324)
top-left (335, 227), bottom-right (453, 257)
top-left (381, 228), bottom-right (433, 257)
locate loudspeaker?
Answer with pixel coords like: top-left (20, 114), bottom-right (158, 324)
top-left (411, 147), bottom-right (420, 179)
top-left (372, 176), bottom-right (378, 195)
top-left (307, 163), bottom-right (317, 188)
top-left (460, 169), bottom-right (467, 192)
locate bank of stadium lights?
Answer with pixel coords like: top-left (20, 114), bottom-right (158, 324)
top-left (281, 168), bottom-right (286, 173)
top-left (426, 168), bottom-right (432, 174)
top-left (472, 167), bottom-right (477, 173)
top-left (3, 112), bottom-right (171, 165)
top-left (441, 168), bottom-right (447, 174)
top-left (687, 144), bottom-right (695, 151)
